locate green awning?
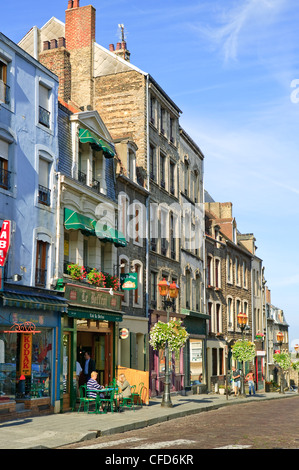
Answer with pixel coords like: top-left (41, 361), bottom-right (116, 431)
top-left (2, 292), bottom-right (68, 313)
top-left (64, 208), bottom-right (96, 236)
top-left (64, 209), bottom-right (127, 247)
top-left (95, 222), bottom-right (127, 247)
top-left (79, 128), bottom-right (115, 159)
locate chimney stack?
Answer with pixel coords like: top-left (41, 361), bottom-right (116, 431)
top-left (65, 1), bottom-right (96, 50)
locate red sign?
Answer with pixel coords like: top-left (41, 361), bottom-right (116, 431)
top-left (0, 220), bottom-right (11, 267)
top-left (20, 334), bottom-right (32, 376)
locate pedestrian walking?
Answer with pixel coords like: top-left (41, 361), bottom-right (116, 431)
top-left (245, 370), bottom-right (256, 396)
top-left (232, 366), bottom-right (241, 396)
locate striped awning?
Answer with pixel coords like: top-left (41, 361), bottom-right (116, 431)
top-left (95, 222), bottom-right (127, 247)
top-left (64, 208), bottom-right (96, 236)
top-left (79, 128), bottom-right (115, 158)
top-left (1, 292), bottom-right (68, 313)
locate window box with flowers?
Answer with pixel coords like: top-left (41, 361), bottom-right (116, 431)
top-left (255, 333), bottom-right (265, 341)
top-left (67, 263), bottom-right (87, 281)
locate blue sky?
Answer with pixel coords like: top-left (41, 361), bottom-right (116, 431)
top-left (2, 0), bottom-right (299, 347)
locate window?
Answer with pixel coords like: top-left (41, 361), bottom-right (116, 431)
top-left (150, 95), bottom-right (155, 125)
top-left (170, 161), bottom-right (175, 195)
top-left (160, 107), bottom-right (165, 134)
top-left (170, 117), bottom-right (174, 143)
top-left (243, 261), bottom-right (247, 288)
top-left (0, 60), bottom-right (9, 105)
top-left (150, 272), bottom-right (157, 307)
top-left (120, 257), bottom-right (129, 305)
top-left (149, 145), bottom-right (156, 181)
top-left (150, 203), bottom-right (158, 252)
top-left (160, 208), bottom-right (168, 256)
top-left (160, 152), bottom-right (166, 188)
top-left (235, 257), bottom-right (240, 285)
top-left (195, 274), bottom-right (202, 312)
top-left (215, 258), bottom-right (220, 288)
top-left (216, 304), bottom-right (221, 333)
top-left (133, 261), bottom-right (143, 308)
top-left (227, 297), bottom-right (233, 329)
top-left (38, 158), bottom-right (51, 206)
top-left (35, 241), bottom-right (48, 287)
top-left (185, 269), bottom-right (191, 309)
top-left (39, 83), bottom-right (51, 128)
top-left (170, 213), bottom-right (176, 260)
top-left (0, 138), bottom-right (10, 190)
top-left (119, 193), bottom-right (129, 240)
top-left (128, 150), bottom-right (136, 182)
top-left (227, 254), bottom-right (233, 283)
top-left (184, 160), bottom-right (189, 196)
top-left (208, 302), bottom-right (213, 333)
top-left (207, 256), bottom-right (213, 286)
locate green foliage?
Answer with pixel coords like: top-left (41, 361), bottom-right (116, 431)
top-left (291, 360), bottom-right (299, 372)
top-left (273, 352), bottom-right (291, 371)
top-left (231, 339), bottom-right (256, 362)
top-left (149, 319), bottom-right (189, 352)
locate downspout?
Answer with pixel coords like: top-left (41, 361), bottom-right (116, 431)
top-left (55, 172), bottom-right (61, 280)
top-left (33, 26), bottom-right (39, 60)
top-left (145, 74), bottom-right (150, 373)
top-left (202, 160), bottom-right (208, 387)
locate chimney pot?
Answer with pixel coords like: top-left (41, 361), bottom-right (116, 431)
top-left (109, 44), bottom-right (115, 52)
top-left (50, 39), bottom-right (58, 49)
top-left (73, 0), bottom-right (79, 7)
top-left (43, 40), bottom-right (50, 51)
top-left (116, 42), bottom-right (121, 50)
top-left (121, 41), bottom-right (126, 50)
top-left (58, 37), bottom-right (66, 48)
top-left (67, 0), bottom-right (73, 9)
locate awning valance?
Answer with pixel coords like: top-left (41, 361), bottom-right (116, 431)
top-left (68, 307), bottom-right (123, 323)
top-left (1, 292), bottom-right (68, 313)
top-left (64, 209), bottom-right (127, 247)
top-left (79, 128), bottom-right (115, 159)
top-left (95, 222), bottom-right (127, 247)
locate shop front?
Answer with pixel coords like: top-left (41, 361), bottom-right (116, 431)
top-left (182, 309), bottom-right (208, 393)
top-left (61, 283), bottom-right (123, 411)
top-left (0, 285), bottom-right (67, 415)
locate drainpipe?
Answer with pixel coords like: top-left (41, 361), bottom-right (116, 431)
top-left (33, 26), bottom-right (39, 60)
top-left (145, 73), bottom-right (150, 375)
top-left (55, 172), bottom-right (61, 280)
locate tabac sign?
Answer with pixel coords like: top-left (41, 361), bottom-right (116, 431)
top-left (0, 220), bottom-right (11, 267)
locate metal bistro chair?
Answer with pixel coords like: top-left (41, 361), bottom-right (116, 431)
top-left (119, 386), bottom-right (135, 412)
top-left (131, 382), bottom-right (144, 407)
top-left (78, 385), bottom-right (96, 413)
top-left (97, 387), bottom-right (117, 413)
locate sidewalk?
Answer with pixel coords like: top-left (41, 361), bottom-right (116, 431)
top-left (0, 391), bottom-right (297, 449)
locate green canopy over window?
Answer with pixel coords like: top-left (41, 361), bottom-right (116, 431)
top-left (79, 128), bottom-right (115, 158)
top-left (64, 209), bottom-right (127, 247)
top-left (95, 221), bottom-right (127, 247)
top-left (64, 208), bottom-right (96, 236)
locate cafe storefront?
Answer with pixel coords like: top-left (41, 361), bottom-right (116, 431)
top-left (61, 283), bottom-right (123, 411)
top-left (0, 285), bottom-right (67, 415)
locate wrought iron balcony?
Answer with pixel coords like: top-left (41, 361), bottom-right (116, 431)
top-left (39, 105), bottom-right (50, 128)
top-left (78, 170), bottom-right (87, 185)
top-left (0, 168), bottom-right (11, 190)
top-left (91, 178), bottom-right (101, 193)
top-left (38, 184), bottom-right (51, 206)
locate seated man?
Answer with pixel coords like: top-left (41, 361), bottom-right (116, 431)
top-left (86, 371), bottom-right (104, 410)
top-left (116, 373), bottom-right (131, 408)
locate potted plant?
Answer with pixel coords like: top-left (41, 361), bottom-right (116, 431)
top-left (104, 272), bottom-right (120, 291)
top-left (86, 268), bottom-right (106, 287)
top-left (219, 385), bottom-right (225, 395)
top-left (67, 263), bottom-right (86, 281)
top-left (149, 319), bottom-right (189, 352)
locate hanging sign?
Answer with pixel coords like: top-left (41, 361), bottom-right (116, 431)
top-left (120, 273), bottom-right (138, 290)
top-left (0, 220), bottom-right (11, 267)
top-left (119, 327), bottom-right (129, 339)
top-left (20, 334), bottom-right (33, 376)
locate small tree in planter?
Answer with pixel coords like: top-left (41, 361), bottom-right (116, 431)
top-left (231, 340), bottom-right (256, 396)
top-left (273, 352), bottom-right (291, 394)
top-left (67, 263), bottom-right (86, 281)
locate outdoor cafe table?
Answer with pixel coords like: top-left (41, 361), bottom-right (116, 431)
top-left (86, 387), bottom-right (115, 414)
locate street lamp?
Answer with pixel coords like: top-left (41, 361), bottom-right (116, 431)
top-left (237, 312), bottom-right (248, 397)
top-left (277, 331), bottom-right (284, 394)
top-left (158, 278), bottom-right (179, 408)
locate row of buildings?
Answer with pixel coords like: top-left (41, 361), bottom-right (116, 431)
top-left (0, 0), bottom-right (289, 417)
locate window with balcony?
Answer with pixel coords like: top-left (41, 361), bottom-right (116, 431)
top-left (35, 240), bottom-right (48, 287)
top-left (38, 157), bottom-right (51, 206)
top-left (39, 83), bottom-right (51, 128)
top-left (0, 138), bottom-right (11, 191)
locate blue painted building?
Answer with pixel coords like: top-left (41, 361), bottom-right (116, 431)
top-left (0, 32), bottom-right (66, 417)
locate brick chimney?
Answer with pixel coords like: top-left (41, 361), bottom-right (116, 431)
top-left (65, 0), bottom-right (96, 50)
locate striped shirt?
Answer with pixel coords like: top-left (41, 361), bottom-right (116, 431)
top-left (86, 378), bottom-right (103, 398)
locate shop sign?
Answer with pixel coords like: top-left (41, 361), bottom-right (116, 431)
top-left (20, 334), bottom-right (32, 376)
top-left (65, 284), bottom-right (122, 311)
top-left (119, 327), bottom-right (129, 339)
top-left (3, 321), bottom-right (41, 334)
top-left (120, 273), bottom-right (138, 290)
top-left (0, 220), bottom-right (11, 267)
